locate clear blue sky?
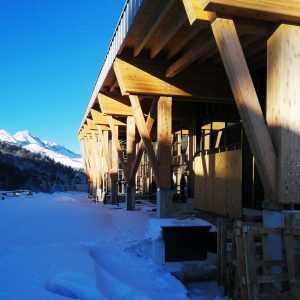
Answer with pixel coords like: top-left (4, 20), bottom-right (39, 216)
top-left (0, 0), bottom-right (125, 153)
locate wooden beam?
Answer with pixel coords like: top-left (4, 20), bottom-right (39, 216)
top-left (167, 25), bottom-right (204, 60)
top-left (114, 57), bottom-right (233, 102)
top-left (98, 92), bottom-right (132, 116)
top-left (107, 117), bottom-right (128, 181)
top-left (129, 99), bottom-right (157, 183)
top-left (109, 78), bottom-right (119, 92)
top-left (166, 31), bottom-right (215, 78)
top-left (91, 109), bottom-right (126, 126)
top-left (97, 125), bottom-right (111, 170)
top-left (200, 0), bottom-right (300, 24)
top-left (157, 97), bottom-right (172, 189)
top-left (150, 11), bottom-right (187, 59)
top-left (211, 18), bottom-right (277, 201)
top-left (182, 0), bottom-right (210, 26)
top-left (126, 116), bottom-right (136, 179)
top-left (134, 0), bottom-right (176, 57)
top-left (87, 118), bottom-right (98, 131)
top-left (129, 95), bottom-right (160, 186)
top-left (267, 24), bottom-right (300, 203)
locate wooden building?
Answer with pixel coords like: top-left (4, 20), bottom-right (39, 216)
top-left (78, 1), bottom-right (300, 298)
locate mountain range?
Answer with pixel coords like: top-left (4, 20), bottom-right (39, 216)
top-left (0, 130), bottom-right (83, 169)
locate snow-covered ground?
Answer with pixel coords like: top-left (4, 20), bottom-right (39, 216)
top-left (0, 192), bottom-right (228, 299)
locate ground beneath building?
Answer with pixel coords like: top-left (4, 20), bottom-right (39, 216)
top-left (0, 192), bottom-right (229, 299)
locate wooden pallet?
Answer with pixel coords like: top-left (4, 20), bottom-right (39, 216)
top-left (231, 221), bottom-right (291, 300)
top-left (284, 214), bottom-right (300, 300)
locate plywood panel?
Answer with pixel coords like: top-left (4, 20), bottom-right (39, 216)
top-left (214, 152), bottom-right (228, 216)
top-left (194, 149), bottom-right (242, 218)
top-left (226, 150), bottom-right (242, 219)
top-left (194, 155), bottom-right (206, 210)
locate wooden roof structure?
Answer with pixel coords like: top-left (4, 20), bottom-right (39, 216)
top-left (79, 0), bottom-right (300, 135)
top-left (79, 0), bottom-right (300, 206)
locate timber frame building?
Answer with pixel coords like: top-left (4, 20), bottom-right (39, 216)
top-left (78, 1), bottom-right (300, 298)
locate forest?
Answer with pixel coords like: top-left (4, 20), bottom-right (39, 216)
top-left (0, 142), bottom-right (86, 192)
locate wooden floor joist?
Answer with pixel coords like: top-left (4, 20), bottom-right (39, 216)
top-left (211, 17), bottom-right (277, 201)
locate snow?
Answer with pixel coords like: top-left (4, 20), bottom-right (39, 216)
top-left (0, 129), bottom-right (17, 144)
top-left (0, 129), bottom-right (83, 169)
top-left (0, 192), bottom-right (229, 299)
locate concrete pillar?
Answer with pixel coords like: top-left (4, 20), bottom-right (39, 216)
top-left (126, 184), bottom-right (135, 211)
top-left (111, 182), bottom-right (119, 205)
top-left (157, 188), bottom-right (174, 218)
top-left (96, 188), bottom-right (102, 202)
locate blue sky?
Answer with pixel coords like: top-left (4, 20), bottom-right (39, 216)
top-left (0, 0), bottom-right (125, 153)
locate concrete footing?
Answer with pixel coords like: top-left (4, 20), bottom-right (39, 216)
top-left (157, 188), bottom-right (174, 218)
top-left (96, 188), bottom-right (102, 202)
top-left (111, 182), bottom-right (119, 205)
top-left (126, 184), bottom-right (135, 211)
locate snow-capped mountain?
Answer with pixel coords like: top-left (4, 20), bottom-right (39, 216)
top-left (0, 129), bottom-right (83, 169)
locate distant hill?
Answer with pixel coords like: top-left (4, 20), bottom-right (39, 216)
top-left (0, 142), bottom-right (86, 192)
top-left (0, 130), bottom-right (83, 169)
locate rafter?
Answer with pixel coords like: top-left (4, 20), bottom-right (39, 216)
top-left (150, 11), bottom-right (187, 59)
top-left (134, 0), bottom-right (176, 57)
top-left (166, 31), bottom-right (215, 77)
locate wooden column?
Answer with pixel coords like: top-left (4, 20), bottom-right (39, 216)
top-left (103, 130), bottom-right (109, 194)
top-left (157, 96), bottom-right (173, 218)
top-left (129, 95), bottom-right (160, 185)
top-left (267, 24), bottom-right (300, 203)
top-left (128, 98), bottom-right (157, 183)
top-left (157, 96), bottom-right (172, 189)
top-left (211, 18), bottom-right (277, 202)
top-left (188, 119), bottom-right (196, 197)
top-left (110, 127), bottom-right (119, 204)
top-left (126, 116), bottom-right (136, 210)
top-left (126, 116), bottom-right (136, 179)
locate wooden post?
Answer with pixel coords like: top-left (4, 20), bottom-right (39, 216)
top-left (129, 98), bottom-right (157, 183)
top-left (267, 24), bottom-right (300, 203)
top-left (211, 18), bottom-right (277, 202)
top-left (126, 116), bottom-right (136, 210)
top-left (110, 128), bottom-right (119, 205)
top-left (129, 95), bottom-right (160, 186)
top-left (157, 96), bottom-right (172, 189)
top-left (157, 96), bottom-right (173, 218)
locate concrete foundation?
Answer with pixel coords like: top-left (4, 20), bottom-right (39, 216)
top-left (96, 188), bottom-right (102, 202)
top-left (126, 184), bottom-right (135, 211)
top-left (156, 188), bottom-right (174, 218)
top-left (111, 182), bottom-right (119, 205)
